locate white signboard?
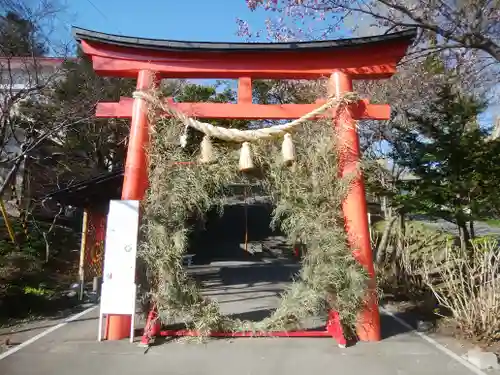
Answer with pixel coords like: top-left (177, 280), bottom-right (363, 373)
top-left (98, 200), bottom-right (140, 343)
top-left (100, 282), bottom-right (137, 315)
top-left (102, 200), bottom-right (140, 284)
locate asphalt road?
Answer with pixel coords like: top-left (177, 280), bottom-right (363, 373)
top-left (0, 260), bottom-right (495, 375)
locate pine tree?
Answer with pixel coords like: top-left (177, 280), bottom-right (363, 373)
top-left (391, 82), bottom-right (500, 248)
top-left (0, 12), bottom-right (46, 57)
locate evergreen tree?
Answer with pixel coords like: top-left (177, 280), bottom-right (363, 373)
top-left (391, 82), bottom-right (500, 247)
top-left (0, 11), bottom-right (46, 57)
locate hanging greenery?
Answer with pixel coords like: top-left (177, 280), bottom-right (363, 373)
top-left (138, 89), bottom-right (369, 337)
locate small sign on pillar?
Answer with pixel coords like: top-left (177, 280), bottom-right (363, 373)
top-left (97, 200), bottom-right (140, 343)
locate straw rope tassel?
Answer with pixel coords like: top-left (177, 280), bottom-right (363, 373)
top-left (239, 142), bottom-right (254, 172)
top-left (199, 135), bottom-right (215, 164)
top-left (282, 133), bottom-right (295, 166)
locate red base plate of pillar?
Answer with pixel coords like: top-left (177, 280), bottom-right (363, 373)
top-left (159, 329), bottom-right (332, 338)
top-left (140, 307), bottom-right (348, 347)
top-left (139, 309), bottom-right (161, 347)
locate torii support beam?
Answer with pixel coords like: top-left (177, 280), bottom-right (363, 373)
top-left (96, 97), bottom-right (390, 120)
top-left (74, 26), bottom-right (416, 342)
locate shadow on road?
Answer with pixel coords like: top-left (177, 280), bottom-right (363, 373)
top-left (380, 313), bottom-right (413, 340)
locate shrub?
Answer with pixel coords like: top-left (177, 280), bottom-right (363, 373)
top-left (374, 219), bottom-right (452, 302)
top-left (422, 236), bottom-right (500, 341)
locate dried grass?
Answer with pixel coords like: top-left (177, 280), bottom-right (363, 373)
top-left (422, 237), bottom-right (500, 342)
top-left (374, 219), bottom-right (500, 342)
top-left (374, 220), bottom-right (453, 300)
top-left (139, 89), bottom-right (369, 337)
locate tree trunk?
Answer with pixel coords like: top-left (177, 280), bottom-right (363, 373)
top-left (397, 212), bottom-right (406, 254)
top-left (469, 220), bottom-right (475, 239)
top-left (375, 215), bottom-right (398, 264)
top-left (43, 232), bottom-right (49, 263)
top-left (457, 222), bottom-right (470, 250)
top-left (386, 212), bottom-right (406, 268)
top-left (0, 159), bottom-right (23, 198)
top-left (381, 196), bottom-right (392, 220)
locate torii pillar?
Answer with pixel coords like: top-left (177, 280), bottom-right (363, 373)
top-left (331, 71), bottom-right (380, 341)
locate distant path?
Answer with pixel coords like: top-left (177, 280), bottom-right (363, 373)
top-left (410, 215), bottom-right (500, 238)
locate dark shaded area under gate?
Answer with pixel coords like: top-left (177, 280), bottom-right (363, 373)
top-left (163, 198), bottom-right (312, 327)
top-left (187, 199), bottom-right (293, 263)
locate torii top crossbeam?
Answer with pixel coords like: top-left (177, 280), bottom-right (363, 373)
top-left (73, 27), bottom-right (415, 80)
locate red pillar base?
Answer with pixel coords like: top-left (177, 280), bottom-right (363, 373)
top-left (139, 308), bottom-right (161, 347)
top-left (356, 289), bottom-right (381, 342)
top-left (326, 310), bottom-right (347, 348)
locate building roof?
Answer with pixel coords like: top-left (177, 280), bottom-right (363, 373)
top-left (0, 56), bottom-right (71, 69)
top-left (44, 169), bottom-right (124, 208)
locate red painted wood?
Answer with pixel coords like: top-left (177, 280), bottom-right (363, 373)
top-left (144, 308), bottom-right (349, 346)
top-left (96, 98), bottom-right (390, 120)
top-left (90, 55), bottom-right (397, 79)
top-left (81, 38), bottom-right (410, 64)
top-left (80, 39), bottom-right (410, 79)
top-left (160, 329), bottom-right (331, 338)
top-left (326, 311), bottom-right (347, 347)
top-left (330, 72), bottom-right (381, 342)
top-left (238, 77), bottom-right (252, 104)
top-left (140, 308), bottom-right (161, 346)
top-left (121, 71), bottom-right (159, 201)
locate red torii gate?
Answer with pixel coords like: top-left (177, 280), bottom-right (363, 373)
top-left (73, 27), bottom-right (416, 342)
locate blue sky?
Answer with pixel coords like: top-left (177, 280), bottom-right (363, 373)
top-left (54, 0), bottom-right (340, 89)
top-left (59, 0), bottom-right (268, 44)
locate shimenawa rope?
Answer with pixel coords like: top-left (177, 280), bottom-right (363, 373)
top-left (133, 90), bottom-right (358, 170)
top-left (132, 91), bottom-right (358, 142)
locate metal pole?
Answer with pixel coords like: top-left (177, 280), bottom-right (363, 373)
top-left (78, 209), bottom-right (89, 301)
top-left (0, 198), bottom-right (16, 244)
